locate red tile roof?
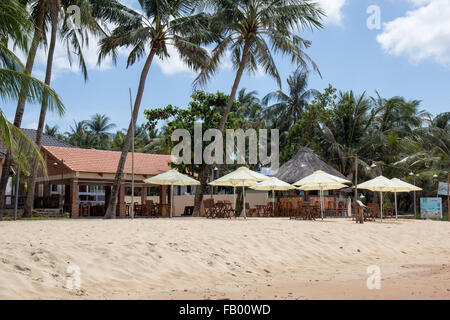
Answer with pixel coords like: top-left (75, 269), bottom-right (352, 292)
top-left (43, 146), bottom-right (174, 176)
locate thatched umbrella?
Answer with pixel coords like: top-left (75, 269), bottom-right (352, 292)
top-left (274, 147), bottom-right (347, 183)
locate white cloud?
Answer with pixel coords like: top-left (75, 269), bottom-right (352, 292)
top-left (314, 0), bottom-right (347, 25)
top-left (376, 0), bottom-right (450, 66)
top-left (154, 45), bottom-right (195, 76)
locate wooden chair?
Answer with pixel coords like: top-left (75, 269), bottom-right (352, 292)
top-left (273, 202), bottom-right (282, 217)
top-left (79, 203), bottom-right (90, 217)
top-left (301, 203), bottom-right (315, 220)
top-left (134, 204), bottom-right (144, 216)
top-left (326, 201), bottom-right (337, 217)
top-left (245, 202), bottom-right (258, 217)
top-left (204, 199), bottom-right (217, 218)
top-left (222, 200), bottom-right (234, 218)
top-left (367, 203), bottom-right (380, 219)
top-left (337, 201), bottom-right (346, 217)
top-left (264, 202), bottom-right (274, 217)
top-left (385, 204), bottom-right (394, 218)
top-left (146, 200), bottom-right (157, 217)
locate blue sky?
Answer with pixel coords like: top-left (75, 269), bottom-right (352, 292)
top-left (4, 0), bottom-right (450, 133)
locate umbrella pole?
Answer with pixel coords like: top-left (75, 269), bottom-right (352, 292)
top-left (243, 184), bottom-right (246, 219)
top-left (272, 189), bottom-right (275, 216)
top-left (395, 191), bottom-right (398, 220)
top-left (320, 189), bottom-right (324, 220)
top-left (170, 184), bottom-right (173, 218)
top-left (380, 191), bottom-right (383, 223)
top-left (233, 186), bottom-right (236, 210)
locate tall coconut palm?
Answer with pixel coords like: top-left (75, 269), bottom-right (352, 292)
top-left (65, 120), bottom-right (96, 148)
top-left (317, 91), bottom-right (376, 176)
top-left (0, 0), bottom-right (62, 207)
top-left (236, 88), bottom-right (262, 120)
top-left (85, 113), bottom-right (116, 148)
top-left (262, 69), bottom-right (318, 146)
top-left (189, 0), bottom-right (324, 215)
top-left (98, 0), bottom-right (211, 219)
top-left (195, 0), bottom-right (323, 131)
top-left (23, 0), bottom-right (133, 216)
top-left (0, 0), bottom-right (45, 208)
top-left (23, 0), bottom-right (65, 216)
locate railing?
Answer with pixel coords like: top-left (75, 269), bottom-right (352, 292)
top-left (3, 195), bottom-right (26, 209)
top-left (34, 196), bottom-right (60, 209)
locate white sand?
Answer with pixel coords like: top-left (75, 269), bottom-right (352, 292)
top-left (0, 218), bottom-right (449, 299)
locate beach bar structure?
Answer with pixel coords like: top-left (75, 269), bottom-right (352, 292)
top-left (273, 147), bottom-right (352, 217)
top-left (274, 147), bottom-right (348, 184)
top-left (35, 146), bottom-right (174, 218)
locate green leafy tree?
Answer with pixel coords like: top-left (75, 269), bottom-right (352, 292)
top-left (144, 91), bottom-right (242, 216)
top-left (98, 0), bottom-right (212, 219)
top-left (262, 69), bottom-right (318, 148)
top-left (85, 113), bottom-right (116, 149)
top-left (0, 0), bottom-right (63, 209)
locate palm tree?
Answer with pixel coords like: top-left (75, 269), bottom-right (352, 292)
top-left (44, 124), bottom-right (58, 136)
top-left (111, 130), bottom-right (125, 151)
top-left (190, 0), bottom-right (324, 215)
top-left (262, 69), bottom-right (318, 146)
top-left (195, 0), bottom-right (323, 131)
top-left (98, 0), bottom-right (211, 219)
top-left (0, 110), bottom-right (45, 176)
top-left (0, 0), bottom-right (63, 208)
top-left (85, 113), bottom-right (116, 148)
top-left (23, 0), bottom-right (132, 216)
top-left (65, 120), bottom-right (96, 148)
top-left (236, 88), bottom-right (262, 121)
top-left (317, 91), bottom-right (376, 176)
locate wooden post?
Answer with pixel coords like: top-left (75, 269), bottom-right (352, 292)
top-left (447, 172), bottom-right (449, 221)
top-left (354, 154), bottom-right (362, 223)
top-left (69, 179), bottom-right (79, 218)
top-left (141, 185), bottom-right (147, 205)
top-left (117, 184), bottom-right (126, 218)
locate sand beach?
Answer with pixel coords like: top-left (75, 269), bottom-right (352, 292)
top-left (0, 218), bottom-right (449, 300)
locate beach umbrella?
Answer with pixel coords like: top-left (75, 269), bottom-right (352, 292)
top-left (390, 178), bottom-right (422, 220)
top-left (250, 177), bottom-right (296, 215)
top-left (297, 182), bottom-right (348, 219)
top-left (293, 170), bottom-right (351, 220)
top-left (294, 170), bottom-right (351, 186)
top-left (209, 167), bottom-right (270, 218)
top-left (357, 176), bottom-right (397, 222)
top-left (144, 169), bottom-right (200, 218)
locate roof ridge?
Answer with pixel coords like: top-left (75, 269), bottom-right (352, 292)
top-left (43, 145), bottom-right (172, 157)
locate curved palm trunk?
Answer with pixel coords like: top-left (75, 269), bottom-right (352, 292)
top-left (23, 4), bottom-right (59, 217)
top-left (192, 40), bottom-right (250, 216)
top-left (104, 48), bottom-right (156, 219)
top-left (0, 0), bottom-right (46, 210)
top-left (192, 169), bottom-right (208, 216)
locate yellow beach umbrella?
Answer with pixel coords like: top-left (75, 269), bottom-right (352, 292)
top-left (293, 170), bottom-right (351, 220)
top-left (144, 169), bottom-right (200, 218)
top-left (250, 177), bottom-right (296, 214)
top-left (209, 167), bottom-right (270, 218)
top-left (357, 176), bottom-right (397, 222)
top-left (390, 178), bottom-right (422, 219)
top-left (293, 170), bottom-right (351, 186)
top-left (297, 182), bottom-right (348, 220)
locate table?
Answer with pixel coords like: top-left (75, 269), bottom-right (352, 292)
top-left (183, 206), bottom-right (194, 216)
